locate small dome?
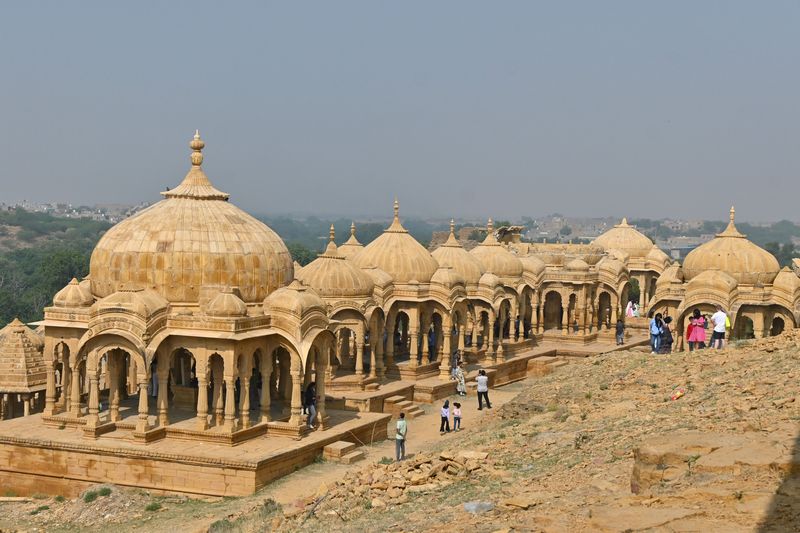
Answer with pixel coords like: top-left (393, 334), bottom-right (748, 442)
top-left (431, 220), bottom-right (485, 285)
top-left (686, 269), bottom-right (738, 294)
top-left (656, 263), bottom-right (684, 288)
top-left (338, 222), bottom-right (365, 260)
top-left (431, 266), bottom-right (466, 289)
top-left (53, 278), bottom-right (94, 307)
top-left (263, 280), bottom-right (326, 317)
top-left (89, 132), bottom-right (293, 304)
top-left (470, 219), bottom-right (523, 280)
top-left (683, 208), bottom-right (780, 285)
top-left (95, 287), bottom-right (169, 317)
top-left (353, 200), bottom-right (440, 284)
top-left (296, 226), bottom-right (375, 298)
top-left (773, 268), bottom-right (800, 295)
top-left (0, 318), bottom-right (46, 392)
top-left (593, 218), bottom-right (654, 259)
top-left (204, 287), bottom-right (248, 317)
top-left (597, 256), bottom-right (625, 276)
top-left (565, 258), bottom-right (590, 272)
top-left (520, 256), bottom-right (546, 277)
top-left (646, 245), bottom-right (671, 266)
top-left (479, 271), bottom-right (501, 288)
top-left (361, 266), bottom-right (393, 289)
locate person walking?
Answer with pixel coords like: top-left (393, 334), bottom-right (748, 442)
top-left (476, 369), bottom-right (492, 410)
top-left (455, 362), bottom-right (467, 396)
top-left (395, 412), bottom-right (407, 461)
top-left (452, 402), bottom-right (462, 431)
top-left (711, 306), bottom-right (728, 349)
top-left (615, 318), bottom-right (625, 345)
top-left (687, 308), bottom-right (706, 350)
top-left (649, 313), bottom-right (664, 354)
top-left (439, 400), bottom-right (451, 434)
top-left (304, 381), bottom-right (317, 429)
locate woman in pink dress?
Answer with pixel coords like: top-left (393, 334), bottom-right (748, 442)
top-left (687, 308), bottom-right (706, 350)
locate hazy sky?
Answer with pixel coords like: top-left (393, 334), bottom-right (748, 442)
top-left (1, 2), bottom-right (799, 221)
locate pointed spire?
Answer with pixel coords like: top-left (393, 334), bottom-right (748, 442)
top-left (487, 218), bottom-right (494, 233)
top-left (393, 197), bottom-right (400, 222)
top-left (442, 218), bottom-right (461, 247)
top-left (329, 224), bottom-right (336, 243)
top-left (386, 197), bottom-right (407, 233)
top-left (350, 221), bottom-right (356, 237)
top-left (190, 130), bottom-right (205, 167)
top-left (450, 219), bottom-right (455, 235)
top-left (162, 131), bottom-right (229, 200)
top-left (718, 205), bottom-right (744, 238)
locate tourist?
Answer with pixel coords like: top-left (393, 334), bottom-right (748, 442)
top-left (439, 400), bottom-right (451, 434)
top-left (687, 308), bottom-right (706, 351)
top-left (711, 306), bottom-right (728, 349)
top-left (659, 316), bottom-right (674, 354)
top-left (304, 381), bottom-right (317, 429)
top-left (395, 412), bottom-right (407, 461)
top-left (452, 402), bottom-right (462, 431)
top-left (615, 318), bottom-right (625, 345)
top-left (625, 300), bottom-right (634, 318)
top-left (632, 303), bottom-right (640, 318)
top-left (649, 313), bottom-right (664, 353)
top-left (450, 349), bottom-right (460, 379)
top-left (455, 362), bottom-right (467, 396)
top-left (476, 369), bottom-right (492, 410)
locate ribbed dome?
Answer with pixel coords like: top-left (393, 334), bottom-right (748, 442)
top-left (593, 218), bottom-right (654, 259)
top-left (683, 208), bottom-right (780, 285)
top-left (565, 258), bottom-right (590, 272)
top-left (89, 132), bottom-right (293, 304)
top-left (204, 287), bottom-right (248, 317)
top-left (296, 226), bottom-right (375, 298)
top-left (655, 263), bottom-right (684, 288)
top-left (469, 219), bottom-right (523, 279)
top-left (338, 222), bottom-right (365, 260)
top-left (686, 269), bottom-right (738, 294)
top-left (431, 266), bottom-right (466, 289)
top-left (353, 200), bottom-right (439, 284)
top-left (597, 256), bottom-right (625, 276)
top-left (520, 256), bottom-right (546, 277)
top-left (479, 271), bottom-right (501, 288)
top-left (0, 318), bottom-right (46, 392)
top-left (53, 278), bottom-right (93, 307)
top-left (646, 245), bottom-right (671, 266)
top-left (263, 280), bottom-right (326, 316)
top-left (95, 287), bottom-right (169, 317)
top-left (431, 221), bottom-right (484, 285)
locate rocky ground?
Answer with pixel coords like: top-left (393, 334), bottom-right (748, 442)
top-left (2, 332), bottom-right (799, 532)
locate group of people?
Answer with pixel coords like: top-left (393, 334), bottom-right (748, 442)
top-left (395, 366), bottom-right (493, 461)
top-left (648, 305), bottom-right (730, 354)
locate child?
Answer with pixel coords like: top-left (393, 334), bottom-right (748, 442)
top-left (615, 319), bottom-right (625, 345)
top-left (452, 402), bottom-right (462, 432)
top-left (439, 400), bottom-right (451, 434)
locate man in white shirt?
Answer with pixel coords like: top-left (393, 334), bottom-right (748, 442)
top-left (711, 305), bottom-right (728, 349)
top-left (476, 369), bottom-right (492, 410)
top-left (395, 412), bottom-right (407, 461)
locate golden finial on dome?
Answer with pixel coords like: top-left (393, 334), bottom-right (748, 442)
top-left (329, 224), bottom-right (335, 243)
top-left (190, 130), bottom-right (205, 167)
top-left (487, 218), bottom-right (494, 232)
top-left (450, 219), bottom-right (455, 235)
top-left (393, 197), bottom-right (399, 222)
top-left (350, 221), bottom-right (356, 237)
top-left (729, 206), bottom-right (735, 224)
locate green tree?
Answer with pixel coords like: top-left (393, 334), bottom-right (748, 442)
top-left (286, 242), bottom-right (316, 266)
top-left (559, 225), bottom-right (572, 236)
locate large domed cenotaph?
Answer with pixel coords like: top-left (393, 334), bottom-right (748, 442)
top-left (0, 133), bottom-right (797, 499)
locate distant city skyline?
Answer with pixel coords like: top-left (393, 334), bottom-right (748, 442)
top-left (1, 2), bottom-right (799, 220)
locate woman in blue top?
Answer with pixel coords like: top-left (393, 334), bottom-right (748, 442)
top-left (649, 313), bottom-right (663, 354)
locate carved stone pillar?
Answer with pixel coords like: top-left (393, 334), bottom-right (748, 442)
top-left (70, 366), bottom-right (82, 417)
top-left (355, 333), bottom-right (364, 378)
top-left (289, 372), bottom-right (303, 426)
top-left (240, 369), bottom-right (251, 429)
top-left (224, 376), bottom-right (237, 431)
top-left (44, 361), bottom-right (56, 416)
top-left (315, 347), bottom-right (328, 429)
top-left (385, 316), bottom-right (395, 366)
top-left (196, 375), bottom-right (209, 430)
top-left (439, 317), bottom-right (452, 380)
top-left (85, 372), bottom-right (100, 428)
top-left (156, 373), bottom-right (169, 426)
top-left (135, 380), bottom-right (150, 432)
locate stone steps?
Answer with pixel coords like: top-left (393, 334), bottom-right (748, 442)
top-left (322, 441), bottom-right (365, 464)
top-left (383, 395), bottom-right (424, 419)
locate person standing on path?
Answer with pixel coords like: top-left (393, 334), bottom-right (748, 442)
top-left (649, 313), bottom-right (664, 354)
top-left (615, 318), bottom-right (625, 345)
top-left (687, 308), bottom-right (706, 351)
top-left (476, 369), bottom-right (492, 410)
top-left (711, 305), bottom-right (728, 349)
top-left (439, 400), bottom-right (451, 434)
top-left (452, 402), bottom-right (462, 432)
top-left (455, 362), bottom-right (467, 396)
top-left (395, 412), bottom-right (407, 461)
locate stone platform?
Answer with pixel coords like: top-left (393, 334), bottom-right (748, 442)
top-left (0, 408), bottom-right (390, 497)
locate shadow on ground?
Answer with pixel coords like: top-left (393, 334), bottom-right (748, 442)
top-left (758, 424), bottom-right (800, 531)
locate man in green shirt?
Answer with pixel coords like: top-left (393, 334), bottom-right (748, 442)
top-left (395, 412), bottom-right (407, 461)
